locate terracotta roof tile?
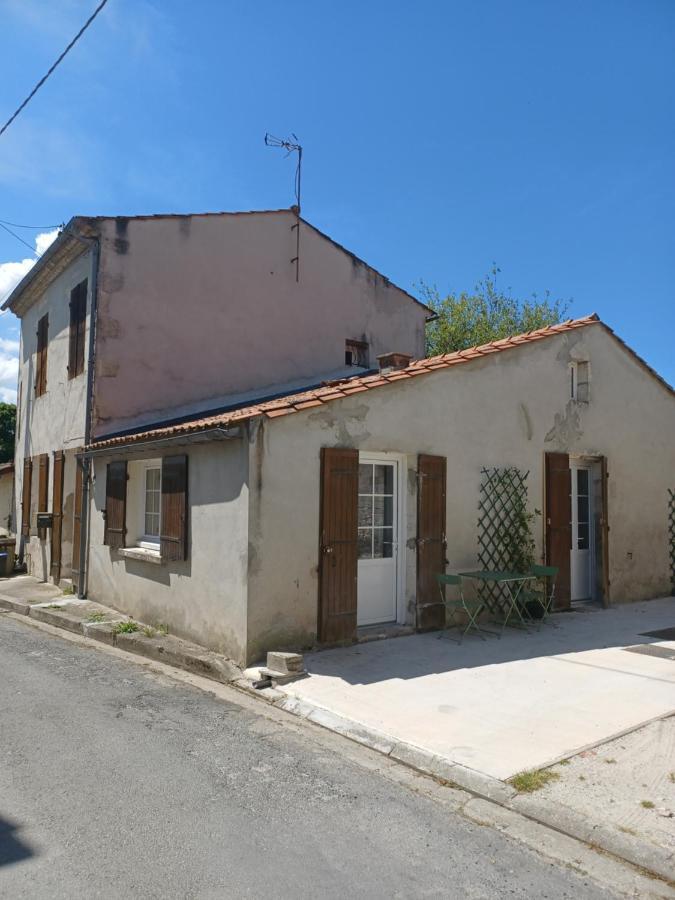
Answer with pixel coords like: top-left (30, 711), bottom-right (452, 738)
top-left (88, 314), bottom-right (671, 451)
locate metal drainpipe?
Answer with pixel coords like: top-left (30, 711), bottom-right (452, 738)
top-left (76, 237), bottom-right (100, 599)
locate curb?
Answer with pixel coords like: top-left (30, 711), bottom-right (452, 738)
top-left (1, 595), bottom-right (241, 687)
top-left (275, 695), bottom-right (675, 884)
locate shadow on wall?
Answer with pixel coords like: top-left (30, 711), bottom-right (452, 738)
top-left (0, 814), bottom-right (34, 867)
top-left (305, 600), bottom-right (675, 685)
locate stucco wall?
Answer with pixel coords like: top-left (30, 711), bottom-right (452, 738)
top-left (86, 438), bottom-right (250, 663)
top-left (246, 324), bottom-right (675, 662)
top-left (92, 212), bottom-right (428, 437)
top-left (14, 251), bottom-right (93, 580)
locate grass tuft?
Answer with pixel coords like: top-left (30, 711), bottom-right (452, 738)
top-left (142, 625), bottom-right (155, 638)
top-left (509, 769), bottom-right (560, 793)
top-left (85, 611), bottom-right (107, 623)
top-left (112, 620), bottom-right (139, 635)
top-left (156, 623), bottom-right (169, 636)
top-left (605, 758), bottom-right (617, 764)
top-left (44, 603), bottom-right (65, 610)
top-left (640, 800), bottom-right (655, 810)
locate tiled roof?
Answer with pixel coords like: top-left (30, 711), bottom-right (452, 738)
top-left (92, 313), bottom-right (646, 450)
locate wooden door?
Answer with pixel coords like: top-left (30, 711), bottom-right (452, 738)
top-left (416, 454), bottom-right (447, 630)
top-left (72, 457), bottom-right (84, 588)
top-left (545, 452), bottom-right (571, 609)
top-left (318, 448), bottom-right (358, 644)
top-left (50, 451), bottom-right (65, 583)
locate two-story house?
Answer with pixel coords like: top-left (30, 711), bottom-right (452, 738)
top-left (5, 208), bottom-right (675, 668)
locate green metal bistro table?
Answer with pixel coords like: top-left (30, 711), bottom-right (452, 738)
top-left (458, 570), bottom-right (536, 634)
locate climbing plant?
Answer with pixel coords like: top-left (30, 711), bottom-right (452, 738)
top-left (477, 467), bottom-right (538, 612)
top-left (669, 489), bottom-right (675, 596)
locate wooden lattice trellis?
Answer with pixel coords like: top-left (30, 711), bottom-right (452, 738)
top-left (669, 489), bottom-right (675, 596)
top-left (477, 467), bottom-right (534, 612)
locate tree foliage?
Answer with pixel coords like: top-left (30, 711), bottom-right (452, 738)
top-left (0, 403), bottom-right (16, 464)
top-left (422, 266), bottom-right (570, 356)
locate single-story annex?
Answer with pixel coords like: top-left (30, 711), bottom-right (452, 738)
top-left (84, 314), bottom-right (675, 665)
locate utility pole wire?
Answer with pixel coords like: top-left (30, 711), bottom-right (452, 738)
top-left (0, 0), bottom-right (111, 140)
top-left (0, 221), bottom-right (41, 256)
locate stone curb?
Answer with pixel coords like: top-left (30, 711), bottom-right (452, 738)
top-left (275, 694), bottom-right (675, 884)
top-left (7, 597), bottom-right (242, 687)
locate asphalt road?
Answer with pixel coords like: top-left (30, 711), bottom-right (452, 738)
top-left (0, 614), bottom-right (616, 899)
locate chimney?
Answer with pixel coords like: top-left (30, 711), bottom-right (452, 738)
top-left (377, 352), bottom-right (413, 373)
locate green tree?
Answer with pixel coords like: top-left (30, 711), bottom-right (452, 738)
top-left (0, 403), bottom-right (16, 464)
top-left (422, 266), bottom-right (570, 356)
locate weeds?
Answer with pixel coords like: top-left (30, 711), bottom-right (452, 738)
top-left (640, 800), bottom-right (655, 810)
top-left (156, 623), bottom-right (169, 635)
top-left (509, 769), bottom-right (560, 793)
top-left (61, 585), bottom-right (75, 595)
top-left (557, 759), bottom-right (571, 767)
top-left (85, 611), bottom-right (107, 623)
top-left (142, 625), bottom-right (155, 638)
top-left (605, 758), bottom-right (617, 764)
top-left (44, 603), bottom-right (65, 610)
top-left (112, 621), bottom-right (139, 635)
top-left (669, 772), bottom-right (675, 784)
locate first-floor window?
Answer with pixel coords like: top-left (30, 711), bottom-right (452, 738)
top-left (144, 467), bottom-right (161, 540)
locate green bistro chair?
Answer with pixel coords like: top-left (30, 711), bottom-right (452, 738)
top-left (521, 565), bottom-right (559, 629)
top-left (435, 573), bottom-right (488, 643)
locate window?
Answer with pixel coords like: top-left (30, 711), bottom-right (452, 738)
top-left (68, 279), bottom-right (87, 379)
top-left (35, 314), bottom-right (48, 397)
top-left (570, 361), bottom-right (590, 403)
top-left (357, 462), bottom-right (394, 559)
top-left (143, 467), bottom-right (161, 542)
top-left (345, 339), bottom-right (369, 368)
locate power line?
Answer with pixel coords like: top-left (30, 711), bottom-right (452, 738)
top-left (0, 0), bottom-right (111, 140)
top-left (0, 218), bottom-right (61, 230)
top-left (0, 221), bottom-right (41, 257)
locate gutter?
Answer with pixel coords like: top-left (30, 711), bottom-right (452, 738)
top-left (77, 236), bottom-right (100, 599)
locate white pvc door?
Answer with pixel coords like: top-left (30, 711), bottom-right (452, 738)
top-left (357, 459), bottom-right (398, 626)
top-left (571, 463), bottom-right (593, 601)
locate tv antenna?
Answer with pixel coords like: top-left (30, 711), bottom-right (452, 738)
top-left (265, 132), bottom-right (303, 281)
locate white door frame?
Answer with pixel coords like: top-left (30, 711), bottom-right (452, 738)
top-left (357, 451), bottom-right (407, 626)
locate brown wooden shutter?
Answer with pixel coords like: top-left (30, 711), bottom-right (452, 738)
top-left (37, 453), bottom-right (49, 540)
top-left (600, 455), bottom-right (610, 608)
top-left (318, 447), bottom-right (358, 644)
top-left (104, 461), bottom-right (127, 550)
top-left (72, 456), bottom-right (84, 586)
top-left (21, 457), bottom-right (32, 537)
top-left (545, 452), bottom-right (571, 609)
top-left (160, 455), bottom-right (188, 561)
top-left (35, 314), bottom-right (48, 396)
top-left (68, 280), bottom-right (87, 379)
top-left (416, 454), bottom-right (447, 630)
top-left (50, 451), bottom-right (65, 582)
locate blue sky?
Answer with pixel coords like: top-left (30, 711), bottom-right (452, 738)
top-left (0, 0), bottom-right (673, 402)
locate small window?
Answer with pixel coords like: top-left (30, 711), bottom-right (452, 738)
top-left (68, 279), bottom-right (87, 379)
top-left (345, 339), bottom-right (369, 368)
top-left (570, 361), bottom-right (590, 403)
top-left (35, 314), bottom-right (48, 397)
top-left (143, 467), bottom-right (161, 541)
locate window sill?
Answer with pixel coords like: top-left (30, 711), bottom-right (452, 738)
top-left (119, 546), bottom-right (162, 565)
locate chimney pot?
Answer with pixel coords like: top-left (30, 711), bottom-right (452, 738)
top-left (377, 352), bottom-right (413, 372)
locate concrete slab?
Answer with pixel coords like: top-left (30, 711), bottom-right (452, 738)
top-left (280, 599), bottom-right (675, 781)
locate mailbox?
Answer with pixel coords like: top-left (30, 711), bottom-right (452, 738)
top-left (36, 512), bottom-right (53, 530)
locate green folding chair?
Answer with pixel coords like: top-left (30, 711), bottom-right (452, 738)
top-left (436, 573), bottom-right (488, 643)
top-left (521, 565), bottom-right (559, 629)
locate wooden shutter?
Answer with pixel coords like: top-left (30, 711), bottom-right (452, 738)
top-left (160, 455), bottom-right (189, 561)
top-left (72, 456), bottom-right (84, 586)
top-left (35, 314), bottom-right (48, 396)
top-left (37, 453), bottom-right (49, 540)
top-left (318, 447), bottom-right (358, 644)
top-left (68, 280), bottom-right (87, 379)
top-left (50, 451), bottom-right (65, 582)
top-left (545, 452), bottom-right (571, 609)
top-left (21, 457), bottom-right (32, 537)
top-left (416, 454), bottom-right (447, 630)
top-left (600, 455), bottom-right (610, 608)
top-left (104, 461), bottom-right (127, 550)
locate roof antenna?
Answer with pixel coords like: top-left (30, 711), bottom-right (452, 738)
top-left (265, 132), bottom-right (303, 282)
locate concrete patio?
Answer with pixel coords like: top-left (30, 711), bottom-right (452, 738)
top-left (278, 598), bottom-right (675, 781)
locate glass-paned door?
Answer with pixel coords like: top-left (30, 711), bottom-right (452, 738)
top-left (570, 463), bottom-right (593, 601)
top-left (357, 459), bottom-right (398, 626)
